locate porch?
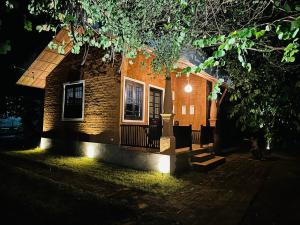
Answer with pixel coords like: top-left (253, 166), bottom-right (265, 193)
top-left (120, 124), bottom-right (215, 151)
top-left (120, 124), bottom-right (225, 171)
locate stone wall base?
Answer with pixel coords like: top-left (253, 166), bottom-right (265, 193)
top-left (40, 137), bottom-right (176, 174)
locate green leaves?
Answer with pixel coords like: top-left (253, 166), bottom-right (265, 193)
top-left (213, 50), bottom-right (225, 58)
top-left (5, 1), bottom-right (14, 9)
top-left (208, 78), bottom-right (224, 101)
top-left (255, 29), bottom-right (266, 39)
top-left (292, 28), bottom-right (299, 38)
top-left (48, 41), bottom-right (57, 50)
top-left (238, 54), bottom-right (244, 63)
top-left (265, 25), bottom-right (271, 31)
top-left (0, 40), bottom-right (11, 54)
top-left (24, 20), bottom-right (32, 31)
top-left (282, 41), bottom-right (299, 62)
top-left (193, 39), bottom-right (205, 48)
top-left (25, 0), bottom-right (299, 77)
top-left (71, 44), bottom-right (81, 54)
top-left (283, 2), bottom-right (292, 12)
top-left (227, 37), bottom-right (236, 45)
top-left (57, 45), bottom-right (65, 55)
top-left (36, 24), bottom-right (52, 32)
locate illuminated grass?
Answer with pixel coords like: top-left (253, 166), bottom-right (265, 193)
top-left (7, 148), bottom-right (186, 195)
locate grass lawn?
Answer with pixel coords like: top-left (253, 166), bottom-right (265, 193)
top-left (5, 148), bottom-right (186, 195)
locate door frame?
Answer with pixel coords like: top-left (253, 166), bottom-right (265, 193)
top-left (148, 84), bottom-right (164, 125)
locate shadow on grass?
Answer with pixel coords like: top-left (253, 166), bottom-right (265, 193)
top-left (0, 163), bottom-right (134, 225)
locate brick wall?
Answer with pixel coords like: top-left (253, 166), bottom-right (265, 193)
top-left (43, 48), bottom-right (121, 144)
top-left (43, 49), bottom-right (211, 147)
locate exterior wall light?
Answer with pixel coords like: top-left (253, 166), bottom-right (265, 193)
top-left (86, 144), bottom-right (96, 158)
top-left (40, 137), bottom-right (52, 150)
top-left (184, 76), bottom-right (192, 93)
top-left (158, 156), bottom-right (170, 174)
top-left (184, 84), bottom-right (193, 93)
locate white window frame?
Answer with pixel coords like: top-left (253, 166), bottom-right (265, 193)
top-left (148, 84), bottom-right (165, 125)
top-left (122, 76), bottom-right (146, 123)
top-left (62, 80), bottom-right (85, 121)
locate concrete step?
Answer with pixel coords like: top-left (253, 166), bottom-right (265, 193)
top-left (192, 156), bottom-right (226, 171)
top-left (191, 153), bottom-right (214, 162)
top-left (189, 148), bottom-right (211, 156)
top-left (176, 147), bottom-right (210, 156)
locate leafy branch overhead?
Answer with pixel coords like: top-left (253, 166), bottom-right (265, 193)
top-left (26, 0), bottom-right (299, 75)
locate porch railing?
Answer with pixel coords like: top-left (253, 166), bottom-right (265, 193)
top-left (120, 125), bottom-right (161, 149)
top-left (192, 130), bottom-right (201, 144)
top-left (121, 124), bottom-right (214, 150)
top-left (200, 125), bottom-right (215, 145)
top-left (173, 125), bottom-right (192, 149)
top-left (121, 124), bottom-right (193, 149)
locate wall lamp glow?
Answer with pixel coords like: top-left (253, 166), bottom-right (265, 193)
top-left (158, 156), bottom-right (170, 174)
top-left (86, 144), bottom-right (96, 158)
top-left (184, 83), bottom-right (193, 93)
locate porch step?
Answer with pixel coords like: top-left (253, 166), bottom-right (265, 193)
top-left (189, 147), bottom-right (211, 156)
top-left (192, 156), bottom-right (226, 171)
top-left (191, 153), bottom-right (214, 162)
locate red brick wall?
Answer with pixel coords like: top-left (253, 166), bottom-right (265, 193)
top-left (43, 48), bottom-right (121, 144)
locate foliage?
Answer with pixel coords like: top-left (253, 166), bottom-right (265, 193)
top-left (208, 78), bottom-right (224, 100)
top-left (0, 1), bottom-right (14, 54)
top-left (225, 52), bottom-right (300, 144)
top-left (24, 0), bottom-right (299, 76)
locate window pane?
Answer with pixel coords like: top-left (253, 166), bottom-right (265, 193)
top-left (63, 82), bottom-right (84, 119)
top-left (124, 79), bottom-right (144, 120)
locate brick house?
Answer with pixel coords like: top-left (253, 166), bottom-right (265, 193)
top-left (17, 29), bottom-right (225, 173)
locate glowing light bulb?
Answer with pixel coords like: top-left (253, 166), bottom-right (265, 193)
top-left (184, 84), bottom-right (192, 93)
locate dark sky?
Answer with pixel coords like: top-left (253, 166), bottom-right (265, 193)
top-left (0, 1), bottom-right (52, 97)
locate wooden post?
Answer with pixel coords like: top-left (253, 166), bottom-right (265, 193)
top-left (189, 124), bottom-right (192, 151)
top-left (160, 75), bottom-right (176, 155)
top-left (209, 99), bottom-right (217, 127)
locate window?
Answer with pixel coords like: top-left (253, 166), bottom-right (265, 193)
top-left (62, 81), bottom-right (85, 121)
top-left (182, 105), bottom-right (186, 115)
top-left (190, 105), bottom-right (195, 115)
top-left (124, 78), bottom-right (144, 121)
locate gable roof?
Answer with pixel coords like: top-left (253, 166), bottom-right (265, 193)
top-left (16, 29), bottom-right (72, 89)
top-left (17, 29), bottom-right (219, 89)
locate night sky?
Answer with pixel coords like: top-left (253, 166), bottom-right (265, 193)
top-left (0, 1), bottom-right (52, 97)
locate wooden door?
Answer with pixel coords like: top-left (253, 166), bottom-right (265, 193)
top-left (149, 87), bottom-right (163, 125)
